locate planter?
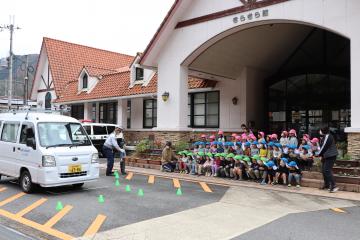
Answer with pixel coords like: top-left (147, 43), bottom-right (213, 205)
top-left (149, 160), bottom-right (162, 165)
top-left (136, 159), bottom-right (149, 164)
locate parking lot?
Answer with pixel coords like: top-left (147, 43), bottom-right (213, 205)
top-left (0, 170), bottom-right (228, 240)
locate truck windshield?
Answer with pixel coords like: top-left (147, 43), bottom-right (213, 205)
top-left (38, 122), bottom-right (91, 148)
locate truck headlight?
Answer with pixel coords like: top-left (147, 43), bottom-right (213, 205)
top-left (42, 155), bottom-right (56, 167)
top-left (91, 153), bottom-right (99, 163)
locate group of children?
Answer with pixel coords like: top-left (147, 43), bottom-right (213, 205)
top-left (175, 129), bottom-right (321, 188)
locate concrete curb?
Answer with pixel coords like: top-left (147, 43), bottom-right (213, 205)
top-left (100, 164), bottom-right (360, 202)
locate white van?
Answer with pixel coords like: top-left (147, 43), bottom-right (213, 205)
top-left (0, 111), bottom-right (100, 193)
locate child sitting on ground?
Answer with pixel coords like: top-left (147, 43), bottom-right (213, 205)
top-left (212, 153), bottom-right (221, 177)
top-left (233, 155), bottom-right (243, 180)
top-left (248, 156), bottom-right (260, 180)
top-left (196, 152), bottom-right (206, 175)
top-left (287, 161), bottom-right (302, 188)
top-left (275, 158), bottom-right (289, 185)
top-left (265, 160), bottom-right (276, 185)
top-left (203, 153), bottom-right (213, 176)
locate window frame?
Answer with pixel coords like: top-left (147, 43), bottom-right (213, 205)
top-left (82, 73), bottom-right (88, 89)
top-left (127, 100), bottom-right (131, 129)
top-left (143, 99), bottom-right (157, 129)
top-left (70, 104), bottom-right (85, 120)
top-left (99, 102), bottom-right (117, 124)
top-left (188, 91), bottom-right (220, 128)
top-left (135, 67), bottom-right (144, 81)
top-left (19, 122), bottom-right (36, 146)
top-left (1, 121), bottom-right (20, 143)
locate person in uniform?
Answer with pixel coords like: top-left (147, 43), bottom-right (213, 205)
top-left (102, 127), bottom-right (124, 176)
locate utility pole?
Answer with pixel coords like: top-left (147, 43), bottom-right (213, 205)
top-left (1, 18), bottom-right (21, 109)
top-left (24, 55), bottom-right (28, 106)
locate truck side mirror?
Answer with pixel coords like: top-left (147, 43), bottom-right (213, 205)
top-left (26, 138), bottom-right (36, 150)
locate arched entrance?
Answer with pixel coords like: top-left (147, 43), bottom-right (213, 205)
top-left (184, 22), bottom-right (350, 136)
top-left (45, 92), bottom-right (52, 110)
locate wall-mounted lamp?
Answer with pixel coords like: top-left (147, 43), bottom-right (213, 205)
top-left (162, 91), bottom-right (170, 102)
top-left (232, 97), bottom-right (238, 105)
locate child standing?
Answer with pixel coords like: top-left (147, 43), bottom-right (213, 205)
top-left (287, 161), bottom-right (302, 188)
top-left (250, 141), bottom-right (260, 157)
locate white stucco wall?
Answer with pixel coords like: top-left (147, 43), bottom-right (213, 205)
top-left (130, 98), bottom-right (144, 129)
top-left (151, 0), bottom-right (360, 131)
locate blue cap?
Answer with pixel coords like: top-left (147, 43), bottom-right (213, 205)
top-left (275, 143), bottom-right (282, 148)
top-left (302, 145), bottom-right (310, 150)
top-left (217, 142), bottom-right (224, 146)
top-left (268, 142), bottom-right (274, 147)
top-left (260, 140), bottom-right (267, 145)
top-left (288, 144), bottom-right (297, 149)
top-left (244, 142), bottom-right (251, 147)
top-left (281, 157), bottom-right (289, 164)
top-left (252, 141), bottom-right (258, 145)
top-left (288, 161), bottom-right (297, 167)
top-left (225, 142), bottom-right (233, 146)
top-left (236, 142), bottom-right (242, 146)
top-left (265, 161), bottom-right (275, 168)
top-left (205, 142), bottom-right (211, 146)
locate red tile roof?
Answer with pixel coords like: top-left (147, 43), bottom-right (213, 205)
top-left (56, 72), bottom-right (217, 103)
top-left (44, 37), bottom-right (134, 95)
top-left (41, 37), bottom-right (217, 103)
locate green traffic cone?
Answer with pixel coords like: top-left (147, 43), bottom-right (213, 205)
top-left (115, 179), bottom-right (120, 187)
top-left (137, 189), bottom-right (144, 197)
top-left (56, 201), bottom-right (63, 211)
top-left (115, 174), bottom-right (119, 179)
top-left (114, 170), bottom-right (119, 179)
top-left (98, 195), bottom-right (105, 203)
top-left (176, 188), bottom-right (182, 196)
top-left (125, 185), bottom-right (131, 192)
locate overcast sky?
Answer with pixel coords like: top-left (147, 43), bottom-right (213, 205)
top-left (0, 0), bottom-right (174, 58)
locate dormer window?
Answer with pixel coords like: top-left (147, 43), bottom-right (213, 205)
top-left (135, 67), bottom-right (144, 81)
top-left (82, 73), bottom-right (88, 89)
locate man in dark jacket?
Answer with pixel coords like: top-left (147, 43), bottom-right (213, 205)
top-left (317, 127), bottom-right (338, 193)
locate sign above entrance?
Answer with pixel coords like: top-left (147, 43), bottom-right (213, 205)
top-left (232, 8), bottom-right (269, 24)
top-left (176, 0), bottom-right (289, 29)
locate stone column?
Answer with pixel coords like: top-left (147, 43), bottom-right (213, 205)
top-left (156, 63), bottom-right (188, 131)
top-left (117, 99), bottom-right (127, 128)
top-left (345, 13), bottom-right (360, 159)
top-left (83, 102), bottom-right (91, 120)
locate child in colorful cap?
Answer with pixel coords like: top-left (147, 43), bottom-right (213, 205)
top-left (217, 154), bottom-right (227, 177)
top-left (265, 161), bottom-right (276, 185)
top-left (272, 143), bottom-right (283, 166)
top-left (212, 153), bottom-right (221, 177)
top-left (233, 155), bottom-right (243, 180)
top-left (224, 153), bottom-right (235, 178)
top-left (299, 145), bottom-right (313, 171)
top-left (287, 161), bottom-right (302, 188)
top-left (275, 158), bottom-right (289, 185)
top-left (217, 130), bottom-right (225, 143)
top-left (250, 141), bottom-right (260, 157)
top-left (243, 142), bottom-right (251, 156)
top-left (248, 156), bottom-right (260, 180)
top-left (196, 152), bottom-right (206, 176)
top-left (203, 153), bottom-right (213, 177)
top-left (280, 131), bottom-right (289, 147)
top-left (178, 151), bottom-right (188, 174)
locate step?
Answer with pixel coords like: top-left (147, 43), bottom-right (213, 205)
top-left (302, 171), bottom-right (360, 184)
top-left (333, 167), bottom-right (360, 176)
top-left (301, 178), bottom-right (360, 192)
top-left (335, 160), bottom-right (360, 167)
top-left (125, 162), bottom-right (161, 170)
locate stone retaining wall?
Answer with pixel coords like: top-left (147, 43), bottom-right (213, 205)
top-left (347, 133), bottom-right (360, 160)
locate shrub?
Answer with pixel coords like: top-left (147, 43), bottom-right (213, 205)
top-left (135, 139), bottom-right (150, 154)
top-left (174, 140), bottom-right (190, 152)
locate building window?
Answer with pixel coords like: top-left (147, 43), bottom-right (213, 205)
top-left (71, 104), bottom-right (84, 120)
top-left (188, 91), bottom-right (219, 128)
top-left (99, 102), bottom-right (117, 124)
top-left (143, 99), bottom-right (157, 128)
top-left (135, 67), bottom-right (144, 81)
top-left (82, 74), bottom-right (88, 89)
top-left (127, 100), bottom-right (131, 129)
top-left (45, 92), bottom-right (52, 110)
top-left (91, 103), bottom-right (96, 122)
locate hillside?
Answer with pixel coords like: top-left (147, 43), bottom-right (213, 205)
top-left (0, 54), bottom-right (39, 99)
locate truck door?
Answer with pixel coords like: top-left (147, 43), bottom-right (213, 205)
top-left (0, 121), bottom-right (20, 176)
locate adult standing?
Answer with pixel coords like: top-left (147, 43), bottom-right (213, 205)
top-left (318, 127), bottom-right (339, 193)
top-left (161, 141), bottom-right (177, 172)
top-left (103, 127), bottom-right (123, 176)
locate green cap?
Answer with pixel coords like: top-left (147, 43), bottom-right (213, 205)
top-left (243, 156), bottom-right (251, 162)
top-left (226, 153), bottom-right (235, 159)
top-left (187, 152), bottom-right (194, 156)
top-left (177, 151), bottom-right (184, 155)
top-left (260, 157), bottom-right (268, 162)
top-left (206, 152), bottom-right (213, 158)
top-left (197, 151), bottom-right (205, 157)
top-left (252, 155), bottom-right (260, 160)
top-left (220, 153), bottom-right (227, 157)
top-left (234, 155), bottom-right (243, 160)
top-left (214, 153), bottom-right (221, 157)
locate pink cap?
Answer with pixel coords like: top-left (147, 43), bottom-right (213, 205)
top-left (209, 135), bottom-right (216, 139)
top-left (271, 133), bottom-right (278, 139)
top-left (311, 138), bottom-right (319, 143)
top-left (259, 131), bottom-right (265, 137)
top-left (282, 131), bottom-right (288, 136)
top-left (289, 129), bottom-right (297, 135)
top-left (235, 136), bottom-right (242, 140)
top-left (232, 133), bottom-right (237, 137)
top-left (201, 134), bottom-right (207, 138)
top-left (218, 130), bottom-right (224, 135)
top-left (249, 134), bottom-right (256, 140)
top-left (241, 133), bottom-right (247, 139)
